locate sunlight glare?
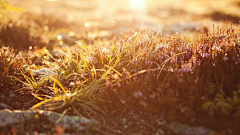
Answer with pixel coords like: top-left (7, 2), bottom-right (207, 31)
top-left (129, 0), bottom-right (147, 20)
top-left (45, 0), bottom-right (58, 1)
top-left (57, 35), bottom-right (62, 40)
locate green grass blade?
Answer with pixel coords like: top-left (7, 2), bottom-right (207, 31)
top-left (31, 93), bottom-right (44, 100)
top-left (132, 30), bottom-right (141, 57)
top-left (28, 68), bottom-right (37, 86)
top-left (22, 74), bottom-right (35, 88)
top-left (43, 47), bottom-right (57, 62)
top-left (79, 52), bottom-right (90, 71)
top-left (51, 77), bottom-right (67, 94)
top-left (108, 38), bottom-right (115, 66)
top-left (31, 99), bottom-right (52, 109)
top-left (77, 99), bottom-right (105, 114)
top-left (53, 81), bottom-right (58, 95)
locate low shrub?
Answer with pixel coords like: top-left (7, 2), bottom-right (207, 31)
top-left (0, 46), bottom-right (25, 87)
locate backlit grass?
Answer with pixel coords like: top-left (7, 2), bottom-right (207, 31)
top-left (1, 0), bottom-right (240, 134)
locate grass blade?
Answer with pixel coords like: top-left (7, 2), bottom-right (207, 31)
top-left (51, 77), bottom-right (67, 94)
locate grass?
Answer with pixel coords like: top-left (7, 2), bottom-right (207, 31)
top-left (1, 0), bottom-right (240, 134)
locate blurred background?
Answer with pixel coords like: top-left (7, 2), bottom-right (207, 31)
top-left (3, 0), bottom-right (240, 50)
top-left (10, 0), bottom-right (240, 29)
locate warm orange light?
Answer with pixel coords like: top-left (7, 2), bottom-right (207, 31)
top-left (129, 0), bottom-right (147, 20)
top-left (130, 0), bottom-right (146, 11)
top-left (57, 35), bottom-right (62, 40)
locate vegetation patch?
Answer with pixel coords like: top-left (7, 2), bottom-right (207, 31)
top-left (1, 0), bottom-right (240, 134)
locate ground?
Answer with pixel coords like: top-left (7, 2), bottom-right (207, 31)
top-left (1, 0), bottom-right (240, 134)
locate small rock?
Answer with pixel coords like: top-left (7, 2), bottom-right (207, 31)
top-left (166, 122), bottom-right (214, 135)
top-left (0, 103), bottom-right (12, 110)
top-left (30, 68), bottom-right (56, 77)
top-left (60, 33), bottom-right (77, 46)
